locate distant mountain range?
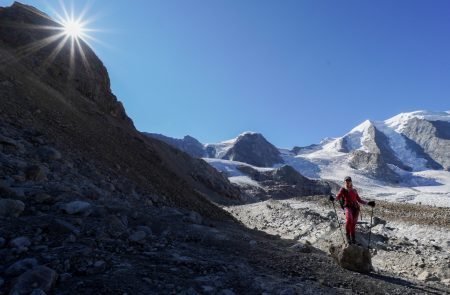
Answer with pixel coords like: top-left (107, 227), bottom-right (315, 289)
top-left (145, 110), bottom-right (450, 205)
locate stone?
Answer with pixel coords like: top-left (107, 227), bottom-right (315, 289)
top-left (329, 244), bottom-right (373, 273)
top-left (0, 277), bottom-right (4, 288)
top-left (184, 211), bottom-right (203, 224)
top-left (129, 231), bottom-right (147, 243)
top-left (9, 236), bottom-right (31, 249)
top-left (249, 240), bottom-right (257, 247)
top-left (62, 201), bottom-right (92, 215)
top-left (30, 289), bottom-right (47, 295)
top-left (11, 266), bottom-right (57, 294)
top-left (25, 165), bottom-right (47, 181)
top-left (0, 181), bottom-right (18, 198)
top-left (0, 237), bottom-right (6, 247)
top-left (136, 225), bottom-right (152, 236)
top-left (107, 215), bottom-right (128, 238)
top-left (372, 216), bottom-right (387, 227)
top-left (34, 193), bottom-right (53, 204)
top-left (37, 146), bottom-right (62, 161)
top-left (289, 242), bottom-right (313, 253)
top-left (417, 271), bottom-right (439, 282)
top-left (218, 289), bottom-right (236, 295)
top-left (0, 199), bottom-right (25, 217)
top-left (5, 258), bottom-right (38, 276)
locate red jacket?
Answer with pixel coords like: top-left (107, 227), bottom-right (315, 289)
top-left (336, 187), bottom-right (367, 209)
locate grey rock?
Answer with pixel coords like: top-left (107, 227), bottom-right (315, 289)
top-left (107, 215), bottom-right (128, 238)
top-left (0, 277), bottom-right (4, 287)
top-left (372, 216), bottom-right (387, 227)
top-left (5, 258), bottom-right (38, 276)
top-left (329, 244), bottom-right (373, 273)
top-left (11, 266), bottom-right (57, 294)
top-left (61, 201), bottom-right (92, 215)
top-left (184, 211), bottom-right (203, 224)
top-left (249, 240), bottom-right (257, 247)
top-left (33, 193), bottom-right (53, 204)
top-left (0, 199), bottom-right (25, 217)
top-left (25, 165), bottom-right (47, 181)
top-left (215, 132), bottom-right (283, 167)
top-left (129, 230), bottom-right (147, 243)
top-left (0, 237), bottom-right (5, 247)
top-left (0, 134), bottom-right (19, 148)
top-left (349, 151), bottom-right (400, 183)
top-left (279, 288), bottom-right (296, 295)
top-left (402, 118), bottom-right (450, 170)
top-left (37, 146), bottom-right (61, 161)
top-left (9, 236), bottom-right (31, 249)
top-left (0, 181), bottom-right (19, 198)
top-left (136, 225), bottom-right (152, 236)
top-left (417, 270), bottom-right (440, 282)
top-left (30, 289), bottom-right (47, 295)
top-left (218, 290), bottom-right (236, 295)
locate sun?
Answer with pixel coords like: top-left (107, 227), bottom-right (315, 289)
top-left (62, 19), bottom-right (85, 39)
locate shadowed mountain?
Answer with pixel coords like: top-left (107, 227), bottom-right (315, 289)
top-left (0, 2), bottom-right (241, 218)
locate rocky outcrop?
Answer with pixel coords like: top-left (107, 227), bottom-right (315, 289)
top-left (0, 2), bottom-right (132, 125)
top-left (236, 165), bottom-right (331, 200)
top-left (349, 151), bottom-right (400, 183)
top-left (144, 133), bottom-right (206, 158)
top-left (329, 244), bottom-right (373, 273)
top-left (222, 133), bottom-right (283, 167)
top-left (401, 118), bottom-right (450, 170)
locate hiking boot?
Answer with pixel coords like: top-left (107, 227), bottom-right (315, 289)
top-left (346, 235), bottom-right (352, 245)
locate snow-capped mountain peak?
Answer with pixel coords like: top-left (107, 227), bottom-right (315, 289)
top-left (385, 110), bottom-right (450, 132)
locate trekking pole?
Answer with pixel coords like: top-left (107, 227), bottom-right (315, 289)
top-left (368, 206), bottom-right (374, 249)
top-left (331, 200), bottom-right (347, 245)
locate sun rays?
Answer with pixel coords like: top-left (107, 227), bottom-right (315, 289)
top-left (0, 1), bottom-right (103, 78)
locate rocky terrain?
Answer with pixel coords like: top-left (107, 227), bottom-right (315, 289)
top-left (1, 2), bottom-right (450, 295)
top-left (225, 196), bottom-right (450, 291)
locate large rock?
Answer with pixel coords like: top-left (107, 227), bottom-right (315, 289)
top-left (10, 266), bottom-right (57, 294)
top-left (5, 258), bottom-right (38, 277)
top-left (329, 244), bottom-right (373, 273)
top-left (61, 201), bottom-right (92, 215)
top-left (0, 199), bottom-right (25, 217)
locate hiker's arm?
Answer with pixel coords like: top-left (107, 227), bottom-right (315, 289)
top-left (355, 190), bottom-right (367, 205)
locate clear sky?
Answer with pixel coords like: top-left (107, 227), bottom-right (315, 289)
top-left (5, 0), bottom-right (450, 148)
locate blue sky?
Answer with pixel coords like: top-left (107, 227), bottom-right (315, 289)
top-left (5, 0), bottom-right (450, 148)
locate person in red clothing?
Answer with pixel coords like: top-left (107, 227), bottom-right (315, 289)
top-left (330, 176), bottom-right (375, 245)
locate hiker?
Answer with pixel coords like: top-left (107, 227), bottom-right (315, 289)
top-left (329, 176), bottom-right (375, 245)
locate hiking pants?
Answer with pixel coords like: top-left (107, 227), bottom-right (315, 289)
top-left (345, 207), bottom-right (359, 237)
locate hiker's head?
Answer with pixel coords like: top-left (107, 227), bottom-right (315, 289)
top-left (344, 176), bottom-right (352, 188)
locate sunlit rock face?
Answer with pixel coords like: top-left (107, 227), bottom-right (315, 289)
top-left (0, 2), bottom-right (130, 124)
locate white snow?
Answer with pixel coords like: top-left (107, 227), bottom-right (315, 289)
top-left (203, 111), bottom-right (450, 207)
top-left (385, 110), bottom-right (450, 132)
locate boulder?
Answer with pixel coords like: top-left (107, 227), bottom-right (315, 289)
top-left (37, 146), bottom-right (61, 161)
top-left (9, 236), bottom-right (31, 249)
top-left (5, 258), bottom-right (38, 276)
top-left (128, 230), bottom-right (147, 243)
top-left (0, 199), bottom-right (25, 217)
top-left (61, 201), bottom-right (92, 215)
top-left (25, 165), bottom-right (47, 181)
top-left (183, 211), bottom-right (203, 224)
top-left (10, 266), bottom-right (57, 294)
top-left (329, 244), bottom-right (372, 273)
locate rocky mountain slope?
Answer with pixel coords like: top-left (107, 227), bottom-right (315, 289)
top-left (1, 2), bottom-right (448, 294)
